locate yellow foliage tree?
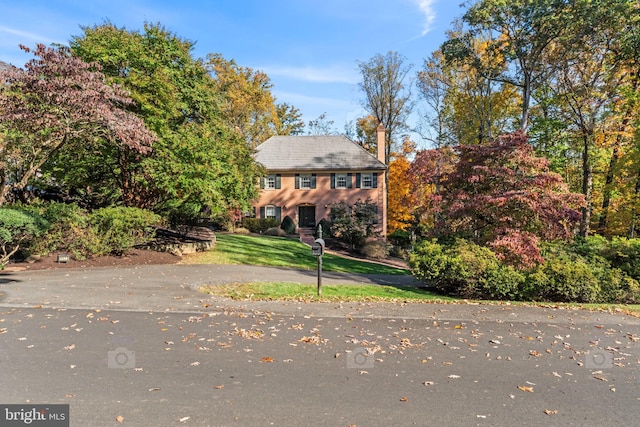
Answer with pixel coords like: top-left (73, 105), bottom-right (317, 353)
top-left (387, 136), bottom-right (415, 234)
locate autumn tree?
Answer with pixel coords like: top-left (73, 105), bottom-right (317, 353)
top-left (457, 0), bottom-right (570, 131)
top-left (0, 43), bottom-right (155, 206)
top-left (206, 53), bottom-right (295, 146)
top-left (357, 51), bottom-right (413, 165)
top-left (345, 115), bottom-right (378, 154)
top-left (387, 137), bottom-right (416, 233)
top-left (434, 132), bottom-right (584, 267)
top-left (275, 102), bottom-right (305, 136)
top-left (407, 145), bottom-right (457, 232)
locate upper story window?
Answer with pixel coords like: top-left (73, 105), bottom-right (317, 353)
top-left (361, 173), bottom-right (373, 189)
top-left (295, 174), bottom-right (316, 189)
top-left (331, 173), bottom-right (352, 189)
top-left (265, 175), bottom-right (276, 189)
top-left (300, 174), bottom-right (312, 189)
top-left (355, 172), bottom-right (377, 189)
top-left (261, 174), bottom-right (281, 190)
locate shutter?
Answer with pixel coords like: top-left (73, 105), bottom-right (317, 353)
top-left (331, 173), bottom-right (336, 189)
top-left (356, 173), bottom-right (361, 188)
top-left (311, 174), bottom-right (317, 189)
top-left (347, 173), bottom-right (353, 188)
top-left (373, 174), bottom-right (378, 188)
top-left (260, 207), bottom-right (265, 218)
top-left (275, 174), bottom-right (281, 189)
top-left (295, 174), bottom-right (300, 189)
top-left (260, 177), bottom-right (265, 189)
top-left (252, 207), bottom-right (256, 218)
top-left (275, 207), bottom-right (282, 222)
top-left (373, 205), bottom-right (379, 224)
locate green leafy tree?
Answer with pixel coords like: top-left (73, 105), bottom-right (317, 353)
top-left (68, 22), bottom-right (262, 216)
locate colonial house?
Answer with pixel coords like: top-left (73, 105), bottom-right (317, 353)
top-left (253, 124), bottom-right (388, 236)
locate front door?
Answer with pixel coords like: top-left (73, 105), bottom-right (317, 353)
top-left (298, 205), bottom-right (316, 228)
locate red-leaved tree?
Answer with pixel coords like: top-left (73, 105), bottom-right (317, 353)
top-left (0, 44), bottom-right (156, 205)
top-left (415, 131), bottom-right (585, 268)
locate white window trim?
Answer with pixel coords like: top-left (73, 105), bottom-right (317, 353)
top-left (265, 205), bottom-right (277, 219)
top-left (300, 174), bottom-right (312, 189)
top-left (361, 173), bottom-right (373, 189)
top-left (265, 175), bottom-right (276, 190)
top-left (336, 174), bottom-right (347, 189)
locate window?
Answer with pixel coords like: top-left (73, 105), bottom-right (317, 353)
top-left (356, 173), bottom-right (377, 189)
top-left (265, 176), bottom-right (276, 189)
top-left (361, 173), bottom-right (373, 189)
top-left (331, 173), bottom-right (352, 189)
top-left (262, 174), bottom-right (281, 190)
top-left (295, 174), bottom-right (316, 189)
top-left (265, 205), bottom-right (276, 219)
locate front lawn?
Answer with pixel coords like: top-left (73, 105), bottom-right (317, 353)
top-left (180, 233), bottom-right (408, 275)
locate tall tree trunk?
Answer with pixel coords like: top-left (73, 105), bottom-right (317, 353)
top-left (579, 133), bottom-right (593, 237)
top-left (629, 167), bottom-right (640, 238)
top-left (598, 144), bottom-right (620, 235)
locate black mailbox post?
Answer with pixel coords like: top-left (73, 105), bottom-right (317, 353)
top-left (311, 233), bottom-right (325, 295)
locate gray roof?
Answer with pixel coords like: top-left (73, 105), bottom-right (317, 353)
top-left (0, 61), bottom-right (12, 71)
top-left (255, 135), bottom-right (386, 171)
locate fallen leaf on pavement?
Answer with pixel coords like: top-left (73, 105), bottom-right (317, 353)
top-left (261, 357), bottom-right (274, 363)
top-left (213, 385), bottom-right (224, 389)
top-left (400, 397), bottom-right (408, 402)
top-left (517, 386), bottom-right (534, 393)
top-left (116, 415), bottom-right (124, 423)
top-left (544, 409), bottom-right (558, 415)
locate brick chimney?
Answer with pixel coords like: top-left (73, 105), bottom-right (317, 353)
top-left (376, 122), bottom-right (386, 164)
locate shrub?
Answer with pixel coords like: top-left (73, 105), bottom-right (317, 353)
top-left (16, 202), bottom-right (99, 260)
top-left (280, 216), bottom-right (296, 234)
top-left (234, 227), bottom-right (250, 235)
top-left (264, 227), bottom-right (287, 237)
top-left (361, 239), bottom-right (391, 259)
top-left (526, 252), bottom-right (602, 303)
top-left (0, 208), bottom-right (49, 266)
top-left (410, 237), bottom-right (640, 304)
top-left (89, 207), bottom-right (161, 255)
top-left (315, 218), bottom-right (332, 238)
top-left (241, 218), bottom-right (279, 234)
top-left (329, 199), bottom-right (378, 250)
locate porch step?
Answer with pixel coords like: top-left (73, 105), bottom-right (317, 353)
top-left (298, 228), bottom-right (316, 246)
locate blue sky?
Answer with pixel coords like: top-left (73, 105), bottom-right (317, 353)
top-left (0, 0), bottom-right (465, 146)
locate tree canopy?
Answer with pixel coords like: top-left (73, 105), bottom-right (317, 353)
top-left (0, 43), bottom-right (155, 206)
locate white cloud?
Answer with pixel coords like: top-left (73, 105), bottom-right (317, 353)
top-left (411, 0), bottom-right (436, 36)
top-left (260, 64), bottom-right (359, 85)
top-left (0, 25), bottom-right (57, 44)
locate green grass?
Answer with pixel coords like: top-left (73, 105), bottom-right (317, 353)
top-left (201, 282), bottom-right (640, 316)
top-left (181, 233), bottom-right (407, 275)
top-left (201, 282), bottom-right (453, 303)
